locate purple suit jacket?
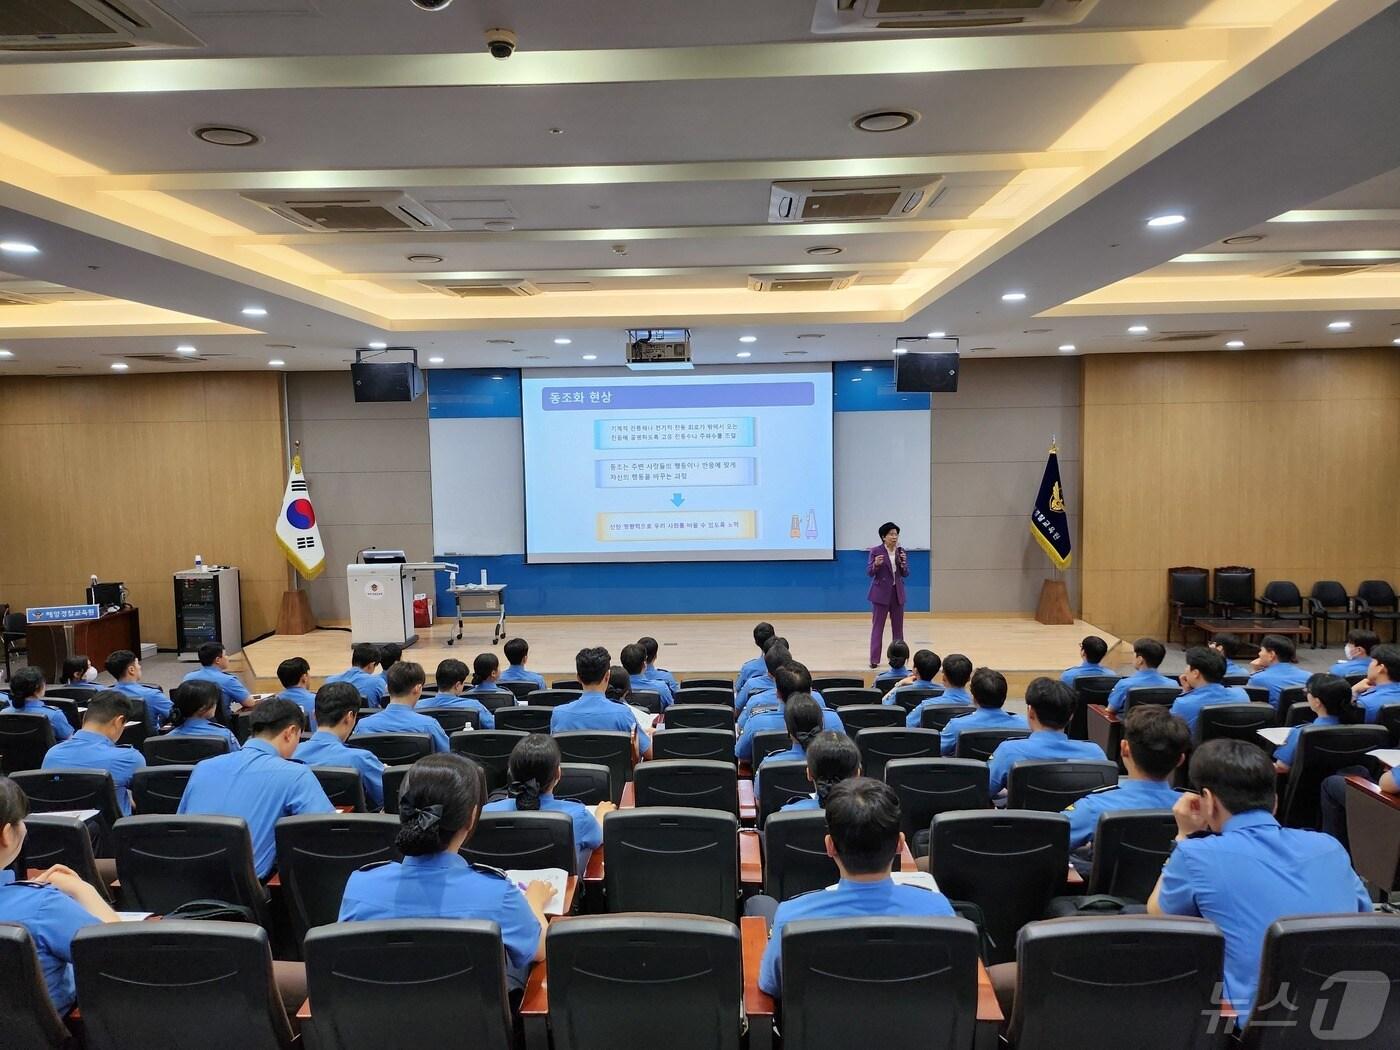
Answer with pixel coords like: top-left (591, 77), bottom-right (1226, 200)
top-left (867, 544), bottom-right (909, 607)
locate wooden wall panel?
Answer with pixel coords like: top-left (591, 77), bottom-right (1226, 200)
top-left (0, 373), bottom-right (287, 648)
top-left (1081, 347), bottom-right (1400, 638)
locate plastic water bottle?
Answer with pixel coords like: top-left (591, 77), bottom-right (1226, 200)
top-left (479, 569), bottom-right (488, 586)
top-left (194, 554), bottom-right (204, 573)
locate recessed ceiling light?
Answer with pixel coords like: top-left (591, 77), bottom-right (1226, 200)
top-left (1128, 324), bottom-right (1149, 334)
top-left (853, 109), bottom-right (919, 133)
top-left (553, 337), bottom-right (572, 345)
top-left (860, 366), bottom-right (874, 372)
top-left (241, 306), bottom-right (267, 317)
top-left (428, 356), bottom-right (445, 364)
top-left (736, 351), bottom-right (752, 359)
top-left (851, 377), bottom-right (863, 383)
top-left (175, 345), bottom-right (198, 355)
top-left (483, 221), bottom-right (515, 232)
top-left (892, 347), bottom-right (908, 355)
top-left (491, 375), bottom-right (504, 381)
top-left (193, 125), bottom-right (259, 147)
top-left (927, 331), bottom-right (946, 339)
top-left (1146, 214), bottom-right (1187, 228)
top-left (806, 246), bottom-right (843, 256)
top-left (268, 359), bottom-right (285, 367)
top-left (581, 354), bottom-right (598, 361)
top-left (1058, 344), bottom-right (1076, 352)
top-left (407, 254), bottom-right (444, 264)
top-left (739, 335), bottom-right (758, 343)
top-left (0, 241), bottom-right (38, 254)
top-left (1393, 338), bottom-right (1400, 345)
top-left (367, 341), bottom-right (388, 350)
top-left (1225, 340), bottom-right (1245, 349)
top-left (1222, 234), bottom-right (1264, 245)
top-left (486, 338), bottom-right (515, 345)
top-left (1001, 291), bottom-right (1027, 302)
top-left (0, 349), bottom-right (13, 359)
top-left (110, 362), bottom-right (128, 371)
top-left (1328, 320), bottom-right (1352, 331)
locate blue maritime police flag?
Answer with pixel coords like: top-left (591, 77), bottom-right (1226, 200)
top-left (1030, 446), bottom-right (1072, 570)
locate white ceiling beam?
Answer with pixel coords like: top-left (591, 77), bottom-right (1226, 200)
top-left (331, 262), bottom-right (929, 282)
top-left (1268, 208), bottom-right (1400, 222)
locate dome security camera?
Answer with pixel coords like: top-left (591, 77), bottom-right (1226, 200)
top-left (485, 27), bottom-right (518, 59)
top-left (410, 0), bottom-right (453, 10)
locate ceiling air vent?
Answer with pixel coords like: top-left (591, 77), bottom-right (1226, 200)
top-left (1148, 330), bottom-right (1246, 344)
top-left (748, 273), bottom-right (858, 292)
top-left (420, 279), bottom-right (541, 298)
top-left (243, 192), bottom-right (451, 233)
top-left (769, 178), bottom-right (941, 223)
top-left (1268, 260), bottom-right (1384, 279)
top-left (0, 0), bottom-right (202, 51)
top-left (812, 0), bottom-right (1097, 34)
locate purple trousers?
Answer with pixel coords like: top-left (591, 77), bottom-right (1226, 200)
top-left (870, 601), bottom-right (905, 665)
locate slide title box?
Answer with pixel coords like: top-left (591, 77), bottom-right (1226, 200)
top-left (595, 417), bottom-right (754, 449)
top-left (595, 457), bottom-right (757, 488)
top-left (596, 510), bottom-right (757, 542)
top-left (542, 381), bottom-right (815, 412)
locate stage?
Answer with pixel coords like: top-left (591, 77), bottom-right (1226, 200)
top-left (239, 613), bottom-right (1123, 695)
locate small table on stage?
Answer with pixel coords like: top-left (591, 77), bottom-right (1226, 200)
top-left (1193, 617), bottom-right (1310, 647)
top-left (448, 584), bottom-right (507, 647)
top-left (25, 607), bottom-right (142, 681)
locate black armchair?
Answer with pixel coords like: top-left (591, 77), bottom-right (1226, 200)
top-left (1166, 567), bottom-right (1209, 644)
top-left (1211, 565), bottom-right (1255, 618)
top-left (1357, 579), bottom-right (1400, 642)
top-left (1308, 580), bottom-right (1363, 649)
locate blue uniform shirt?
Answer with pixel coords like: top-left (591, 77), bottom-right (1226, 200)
top-left (356, 703), bottom-right (451, 752)
top-left (2, 701), bottom-right (73, 741)
top-left (1061, 662), bottom-right (1117, 686)
top-left (1356, 681), bottom-right (1400, 723)
top-left (758, 878), bottom-right (956, 996)
top-left (1154, 810), bottom-right (1370, 1018)
top-left (177, 738), bottom-right (333, 877)
top-left (755, 743), bottom-right (806, 793)
top-left (276, 686), bottom-right (317, 730)
top-left (1329, 655), bottom-right (1372, 678)
top-left (483, 793), bottom-right (602, 873)
top-left (1062, 778), bottom-right (1179, 851)
top-left (112, 680), bottom-right (171, 731)
top-left (905, 688), bottom-right (973, 728)
top-left (1248, 663), bottom-right (1311, 707)
top-left (738, 707), bottom-right (843, 763)
top-left (167, 716), bottom-right (240, 751)
top-left (735, 655), bottom-right (767, 692)
top-left (294, 730), bottom-right (386, 810)
top-left (1272, 714), bottom-right (1339, 768)
top-left (416, 691), bottom-right (496, 729)
top-left (1106, 670), bottom-right (1178, 713)
top-left (883, 679), bottom-right (942, 705)
top-left (338, 852), bottom-right (542, 975)
top-left (738, 690), bottom-right (828, 731)
top-left (324, 667), bottom-right (389, 707)
top-left (180, 664), bottom-right (251, 717)
top-left (644, 663), bottom-right (681, 695)
top-left (499, 665), bottom-right (547, 690)
top-left (987, 730), bottom-right (1107, 795)
top-left (736, 674), bottom-right (775, 713)
top-left (875, 666), bottom-right (909, 685)
top-left (0, 871), bottom-right (102, 1012)
top-left (939, 706), bottom-right (1027, 756)
top-left (42, 729), bottom-right (145, 815)
top-left (550, 692), bottom-right (649, 753)
top-left (781, 796), bottom-right (821, 812)
top-left (1170, 683), bottom-right (1250, 733)
top-left (1224, 659), bottom-right (1250, 679)
top-left (630, 669), bottom-right (675, 708)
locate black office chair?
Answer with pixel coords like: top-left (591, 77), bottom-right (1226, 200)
top-left (1005, 760), bottom-right (1120, 813)
top-left (811, 677), bottom-right (863, 692)
top-left (1082, 809), bottom-right (1179, 901)
top-left (838, 704), bottom-right (906, 735)
top-left (781, 917), bottom-right (979, 1050)
top-left (1007, 915), bottom-right (1225, 1050)
top-left (20, 813), bottom-right (115, 902)
top-left (381, 765), bottom-right (412, 813)
top-left (274, 813), bottom-right (400, 946)
top-left (929, 810), bottom-right (1070, 965)
top-left (916, 704), bottom-right (975, 732)
top-left (531, 689), bottom-right (583, 708)
top-left (551, 679), bottom-right (583, 691)
top-left (650, 728), bottom-right (736, 764)
top-left (141, 734), bottom-right (229, 766)
top-left (553, 762), bottom-right (612, 807)
top-left (1281, 697), bottom-right (1315, 727)
top-left (553, 731), bottom-right (632, 804)
top-left (1242, 914), bottom-right (1400, 1048)
top-left (0, 924), bottom-right (72, 1048)
top-left (629, 689), bottom-right (664, 715)
top-left (232, 710), bottom-right (255, 744)
top-left (309, 766), bottom-right (368, 812)
top-left (72, 921), bottom-right (294, 1050)
top-left (1309, 580), bottom-right (1363, 648)
top-left (762, 810), bottom-right (837, 900)
top-left (452, 730), bottom-right (527, 792)
top-left (633, 760), bottom-right (738, 814)
top-left (883, 685), bottom-right (943, 714)
top-left (672, 686), bottom-right (735, 706)
top-left (874, 676), bottom-right (899, 696)
top-left (749, 730), bottom-right (791, 767)
top-left (1122, 686), bottom-right (1181, 712)
top-left (955, 727), bottom-right (1031, 763)
top-left (602, 808), bottom-right (738, 919)
top-left (1212, 565), bottom-right (1256, 618)
top-left (884, 758), bottom-right (990, 857)
top-left (854, 727), bottom-right (941, 781)
top-left (348, 732), bottom-right (434, 766)
top-left (543, 915), bottom-right (743, 1050)
top-left (1242, 685), bottom-right (1271, 705)
top-left (117, 698), bottom-right (149, 751)
top-left (111, 815), bottom-right (270, 926)
top-left (11, 767), bottom-right (122, 829)
top-left (1377, 704), bottom-right (1400, 747)
top-left (1358, 579), bottom-right (1400, 642)
top-left (680, 678), bottom-right (735, 691)
top-left (822, 687), bottom-right (882, 709)
top-left (493, 706), bottom-right (554, 734)
top-left (304, 920), bottom-right (513, 1050)
top-left (1278, 725), bottom-right (1388, 829)
top-left (499, 680), bottom-right (538, 702)
top-left (0, 712), bottom-right (55, 774)
top-left (1071, 677), bottom-right (1118, 740)
top-left (128, 764), bottom-right (192, 815)
top-left (663, 704), bottom-right (735, 731)
top-left (1196, 703), bottom-right (1277, 750)
top-left (1257, 580), bottom-right (1311, 627)
top-left (1167, 566), bottom-right (1210, 645)
top-left (417, 707), bottom-right (481, 734)
top-left (755, 759), bottom-right (814, 826)
top-left (41, 697), bottom-right (84, 733)
top-left (462, 810), bottom-right (577, 876)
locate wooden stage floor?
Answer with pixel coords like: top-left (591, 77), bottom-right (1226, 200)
top-left (241, 614), bottom-right (1122, 694)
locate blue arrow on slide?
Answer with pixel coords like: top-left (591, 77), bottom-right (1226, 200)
top-left (670, 492), bottom-right (685, 507)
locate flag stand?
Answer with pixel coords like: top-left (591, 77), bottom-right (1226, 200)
top-left (1034, 578), bottom-right (1074, 626)
top-left (1032, 435), bottom-right (1074, 625)
top-left (276, 439), bottom-right (319, 635)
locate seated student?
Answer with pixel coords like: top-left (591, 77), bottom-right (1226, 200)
top-left (1060, 635), bottom-right (1117, 685)
top-left (1248, 634), bottom-right (1311, 708)
top-left (294, 682), bottom-right (386, 811)
top-left (338, 753), bottom-right (551, 989)
top-left (484, 734), bottom-right (615, 873)
top-left (756, 778), bottom-right (956, 996)
top-left (782, 731), bottom-right (861, 812)
top-left (905, 654), bottom-right (975, 728)
top-left (736, 638), bottom-right (790, 712)
top-left (875, 640), bottom-right (912, 687)
top-left (178, 698), bottom-right (334, 878)
top-left (637, 636), bottom-right (681, 697)
top-left (619, 643), bottom-right (673, 708)
top-left (604, 664), bottom-right (656, 739)
top-left (356, 662), bottom-right (451, 753)
top-left (275, 657), bottom-right (317, 730)
top-left (1170, 646), bottom-right (1249, 733)
top-left (324, 642), bottom-right (388, 708)
top-left (738, 657), bottom-right (829, 731)
top-left (1274, 673), bottom-right (1362, 773)
top-left (939, 667), bottom-right (1028, 756)
top-left (1149, 738), bottom-right (1371, 1019)
top-left (42, 692), bottom-right (145, 815)
top-left (0, 775), bottom-right (119, 1015)
top-left (105, 648), bottom-right (171, 731)
top-left (499, 637), bottom-right (547, 692)
top-left (1, 668), bottom-right (74, 742)
top-left (987, 678), bottom-right (1106, 796)
top-left (464, 653), bottom-right (513, 700)
top-left (179, 641), bottom-right (252, 719)
top-left (165, 680), bottom-right (240, 752)
top-left (1106, 638), bottom-right (1175, 713)
top-left (738, 670), bottom-right (845, 764)
top-left (416, 657), bottom-right (497, 729)
top-left (1330, 629), bottom-right (1379, 678)
top-left (58, 655), bottom-right (101, 691)
top-left (756, 693), bottom-right (824, 793)
top-left (1208, 633), bottom-right (1250, 679)
top-left (551, 647), bottom-right (652, 759)
top-left (377, 642), bottom-right (403, 680)
top-left (736, 622), bottom-right (777, 692)
top-left (883, 648), bottom-right (943, 705)
top-left (1352, 643), bottom-right (1400, 722)
top-left (1063, 706), bottom-right (1185, 854)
